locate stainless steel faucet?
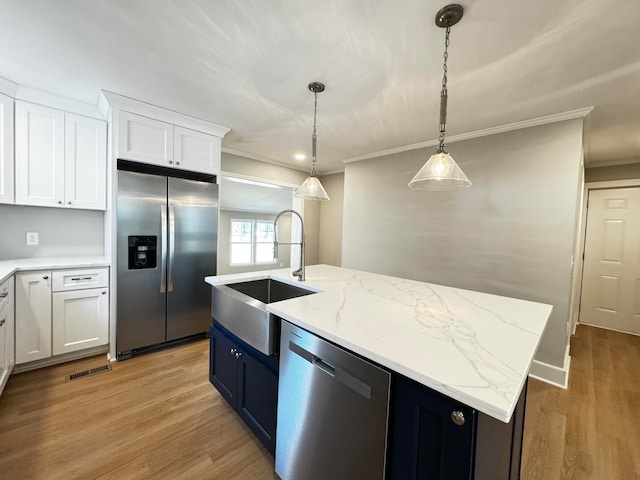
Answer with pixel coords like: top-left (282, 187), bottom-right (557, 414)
top-left (273, 209), bottom-right (305, 281)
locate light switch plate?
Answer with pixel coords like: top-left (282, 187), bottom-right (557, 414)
top-left (26, 232), bottom-right (39, 245)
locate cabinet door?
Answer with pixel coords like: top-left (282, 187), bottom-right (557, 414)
top-left (0, 276), bottom-right (14, 395)
top-left (52, 287), bottom-right (108, 355)
top-left (0, 303), bottom-right (8, 393)
top-left (174, 126), bottom-right (220, 174)
top-left (0, 93), bottom-right (14, 204)
top-left (389, 375), bottom-right (476, 480)
top-left (15, 102), bottom-right (65, 207)
top-left (118, 111), bottom-right (174, 167)
top-left (1, 276), bottom-right (15, 374)
top-left (64, 113), bottom-right (107, 210)
top-left (236, 347), bottom-right (278, 455)
top-left (209, 323), bottom-right (238, 408)
top-left (15, 272), bottom-right (52, 364)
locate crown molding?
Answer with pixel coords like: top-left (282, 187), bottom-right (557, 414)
top-left (342, 107), bottom-right (594, 165)
top-left (585, 157), bottom-right (640, 169)
top-left (101, 90), bottom-right (230, 138)
top-left (14, 85), bottom-right (104, 119)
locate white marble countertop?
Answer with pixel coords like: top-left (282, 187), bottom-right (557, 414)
top-left (0, 256), bottom-right (110, 284)
top-left (206, 264), bottom-right (552, 423)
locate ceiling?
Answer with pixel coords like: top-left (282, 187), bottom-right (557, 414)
top-left (1, 0), bottom-right (639, 173)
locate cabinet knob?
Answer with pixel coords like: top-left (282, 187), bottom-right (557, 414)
top-left (175, 161), bottom-right (181, 165)
top-left (230, 348), bottom-right (237, 356)
top-left (67, 201), bottom-right (72, 205)
top-left (0, 319), bottom-right (5, 327)
top-left (43, 275), bottom-right (49, 280)
top-left (102, 291), bottom-right (107, 295)
top-left (451, 410), bottom-right (465, 426)
top-left (58, 200), bottom-right (63, 205)
top-left (168, 160), bottom-right (173, 165)
top-left (0, 292), bottom-right (8, 298)
top-left (235, 352), bottom-right (242, 359)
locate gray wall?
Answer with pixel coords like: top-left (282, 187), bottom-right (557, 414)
top-left (222, 152), bottom-right (321, 266)
top-left (318, 173), bottom-right (344, 266)
top-left (585, 162), bottom-right (640, 182)
top-left (0, 205), bottom-right (104, 260)
top-left (342, 119), bottom-right (584, 368)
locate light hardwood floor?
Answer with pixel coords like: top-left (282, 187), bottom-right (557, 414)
top-left (522, 324), bottom-right (640, 480)
top-left (0, 324), bottom-right (638, 479)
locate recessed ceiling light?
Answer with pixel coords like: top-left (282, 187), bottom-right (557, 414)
top-left (294, 153), bottom-right (306, 161)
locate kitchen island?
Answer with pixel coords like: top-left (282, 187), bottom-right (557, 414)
top-left (205, 264), bottom-right (552, 479)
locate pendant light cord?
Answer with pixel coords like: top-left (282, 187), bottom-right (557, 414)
top-left (311, 91), bottom-right (318, 176)
top-left (438, 24), bottom-right (451, 152)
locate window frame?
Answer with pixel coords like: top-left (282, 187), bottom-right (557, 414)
top-left (229, 218), bottom-right (276, 267)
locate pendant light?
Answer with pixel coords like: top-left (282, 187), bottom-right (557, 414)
top-left (409, 4), bottom-right (471, 191)
top-left (294, 82), bottom-right (330, 201)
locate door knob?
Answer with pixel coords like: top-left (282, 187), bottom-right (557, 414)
top-left (451, 410), bottom-right (465, 426)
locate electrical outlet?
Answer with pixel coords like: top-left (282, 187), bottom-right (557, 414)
top-left (26, 232), bottom-right (39, 246)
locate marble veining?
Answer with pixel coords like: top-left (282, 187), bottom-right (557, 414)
top-left (206, 264), bottom-right (552, 422)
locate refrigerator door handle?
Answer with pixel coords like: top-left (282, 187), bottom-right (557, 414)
top-left (168, 204), bottom-right (175, 292)
top-left (160, 205), bottom-right (167, 293)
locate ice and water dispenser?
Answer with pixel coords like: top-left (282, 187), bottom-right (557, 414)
top-left (128, 236), bottom-right (157, 269)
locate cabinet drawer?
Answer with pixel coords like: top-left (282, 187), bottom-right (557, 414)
top-left (0, 276), bottom-right (13, 311)
top-left (52, 268), bottom-right (108, 292)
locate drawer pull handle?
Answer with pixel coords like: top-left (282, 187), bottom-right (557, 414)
top-left (71, 277), bottom-right (93, 281)
top-left (451, 410), bottom-right (466, 426)
top-left (0, 292), bottom-right (8, 298)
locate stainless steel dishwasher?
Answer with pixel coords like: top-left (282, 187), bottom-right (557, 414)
top-left (276, 320), bottom-right (391, 480)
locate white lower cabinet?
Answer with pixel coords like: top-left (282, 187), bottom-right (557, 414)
top-left (52, 287), bottom-right (108, 355)
top-left (15, 272), bottom-right (52, 364)
top-left (0, 275), bottom-right (15, 395)
top-left (16, 267), bottom-right (109, 365)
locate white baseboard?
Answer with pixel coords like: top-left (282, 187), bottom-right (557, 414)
top-left (12, 345), bottom-right (109, 374)
top-left (528, 345), bottom-right (571, 389)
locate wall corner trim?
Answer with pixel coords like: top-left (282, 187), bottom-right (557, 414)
top-left (528, 354), bottom-right (571, 389)
top-left (342, 106), bottom-right (594, 165)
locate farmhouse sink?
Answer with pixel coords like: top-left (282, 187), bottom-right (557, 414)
top-left (210, 278), bottom-right (316, 356)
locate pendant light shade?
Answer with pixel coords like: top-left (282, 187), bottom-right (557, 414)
top-left (294, 175), bottom-right (330, 200)
top-left (409, 4), bottom-right (471, 191)
top-left (294, 82), bottom-right (330, 201)
top-left (408, 149), bottom-right (471, 191)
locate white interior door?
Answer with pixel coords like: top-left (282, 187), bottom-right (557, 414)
top-left (580, 187), bottom-right (640, 334)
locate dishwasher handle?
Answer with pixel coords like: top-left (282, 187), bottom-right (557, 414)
top-left (288, 340), bottom-right (372, 399)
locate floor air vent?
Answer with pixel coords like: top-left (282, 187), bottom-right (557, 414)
top-left (67, 364), bottom-right (112, 382)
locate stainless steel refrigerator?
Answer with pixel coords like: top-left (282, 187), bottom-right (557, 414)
top-left (116, 167), bottom-right (218, 359)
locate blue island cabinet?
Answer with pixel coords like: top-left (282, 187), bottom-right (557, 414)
top-left (209, 321), bottom-right (278, 455)
top-left (389, 374), bottom-right (528, 480)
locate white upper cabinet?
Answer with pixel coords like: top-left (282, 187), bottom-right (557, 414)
top-left (0, 93), bottom-right (14, 204)
top-left (15, 101), bottom-right (107, 210)
top-left (118, 111), bottom-right (174, 166)
top-left (15, 102), bottom-right (65, 208)
top-left (174, 126), bottom-right (221, 174)
top-left (118, 110), bottom-right (222, 175)
top-left (64, 113), bottom-right (107, 210)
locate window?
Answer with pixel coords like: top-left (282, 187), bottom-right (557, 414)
top-left (230, 219), bottom-right (275, 266)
